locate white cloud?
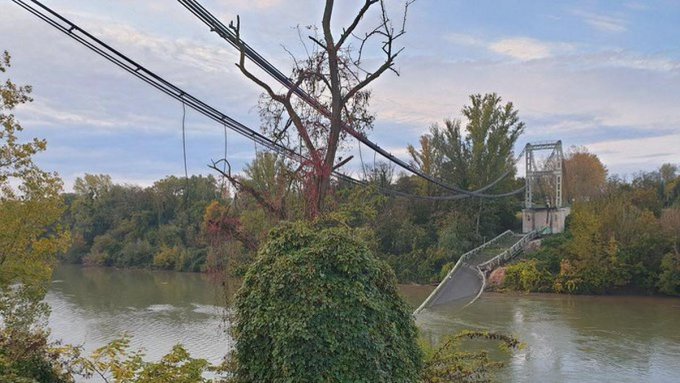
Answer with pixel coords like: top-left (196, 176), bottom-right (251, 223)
top-left (445, 33), bottom-right (575, 61)
top-left (587, 134), bottom-right (680, 174)
top-left (572, 10), bottom-right (627, 33)
top-left (489, 38), bottom-right (553, 61)
top-left (596, 53), bottom-right (680, 72)
top-left (86, 22), bottom-right (239, 74)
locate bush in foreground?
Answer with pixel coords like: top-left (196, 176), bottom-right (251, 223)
top-left (231, 221), bottom-right (422, 382)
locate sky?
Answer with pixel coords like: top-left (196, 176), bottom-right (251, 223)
top-left (2, 0), bottom-right (680, 189)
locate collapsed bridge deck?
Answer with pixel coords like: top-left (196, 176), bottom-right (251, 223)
top-left (413, 229), bottom-right (541, 315)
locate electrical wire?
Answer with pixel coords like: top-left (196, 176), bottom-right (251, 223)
top-left (181, 102), bottom-right (189, 180)
top-left (12, 0), bottom-right (524, 203)
top-left (176, 0), bottom-right (525, 199)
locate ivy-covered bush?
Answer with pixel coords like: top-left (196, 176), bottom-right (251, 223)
top-left (231, 222), bottom-right (422, 382)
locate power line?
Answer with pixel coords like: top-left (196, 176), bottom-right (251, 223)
top-left (181, 102), bottom-right (189, 180)
top-left (12, 0), bottom-right (523, 203)
top-left (176, 0), bottom-right (524, 199)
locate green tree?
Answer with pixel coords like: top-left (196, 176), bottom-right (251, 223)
top-left (0, 50), bottom-right (71, 382)
top-left (420, 331), bottom-right (520, 383)
top-left (231, 222), bottom-right (422, 382)
top-left (72, 335), bottom-right (224, 383)
top-left (657, 251), bottom-right (680, 296)
top-left (430, 93), bottom-right (524, 236)
top-left (408, 135), bottom-right (438, 196)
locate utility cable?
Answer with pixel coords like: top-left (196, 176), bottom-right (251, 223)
top-left (176, 0), bottom-right (524, 199)
top-left (12, 0), bottom-right (524, 203)
top-left (181, 102), bottom-right (190, 206)
top-left (182, 102), bottom-right (189, 180)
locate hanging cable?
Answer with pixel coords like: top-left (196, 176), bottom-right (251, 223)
top-left (221, 122), bottom-right (228, 197)
top-left (176, 0), bottom-right (524, 199)
top-left (181, 101), bottom-right (190, 205)
top-left (182, 102), bottom-right (189, 180)
top-left (358, 139), bottom-right (368, 180)
top-left (11, 0), bottom-right (525, 203)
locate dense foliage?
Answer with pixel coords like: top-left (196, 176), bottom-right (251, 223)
top-left (70, 335), bottom-right (226, 383)
top-left (503, 164), bottom-right (680, 295)
top-left (59, 94), bottom-right (526, 285)
top-left (231, 221), bottom-right (423, 382)
top-left (61, 174), bottom-right (219, 271)
top-left (420, 331), bottom-right (521, 383)
top-left (0, 50), bottom-right (72, 383)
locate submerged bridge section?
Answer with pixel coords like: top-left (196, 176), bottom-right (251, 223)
top-left (413, 229), bottom-right (541, 315)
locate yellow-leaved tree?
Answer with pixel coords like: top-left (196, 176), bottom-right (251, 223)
top-left (0, 50), bottom-right (71, 382)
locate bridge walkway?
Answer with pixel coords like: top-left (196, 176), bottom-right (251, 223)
top-left (413, 229), bottom-right (541, 315)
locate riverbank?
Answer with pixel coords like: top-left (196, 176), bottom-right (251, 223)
top-left (48, 265), bottom-right (680, 382)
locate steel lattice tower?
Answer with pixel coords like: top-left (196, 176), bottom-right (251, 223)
top-left (522, 141), bottom-right (569, 233)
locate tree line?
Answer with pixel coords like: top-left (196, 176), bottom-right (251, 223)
top-left (3, 0), bottom-right (680, 377)
top-left (58, 93), bottom-right (528, 286)
top-left (59, 154), bottom-right (680, 298)
top-left (502, 162), bottom-right (680, 296)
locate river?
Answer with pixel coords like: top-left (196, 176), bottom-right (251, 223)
top-left (47, 265), bottom-right (680, 382)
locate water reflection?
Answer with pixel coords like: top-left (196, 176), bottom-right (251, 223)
top-left (48, 267), bottom-right (680, 382)
top-left (407, 292), bottom-right (680, 383)
top-left (47, 265), bottom-right (231, 365)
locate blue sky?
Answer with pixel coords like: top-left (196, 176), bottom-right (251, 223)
top-left (2, 0), bottom-right (679, 189)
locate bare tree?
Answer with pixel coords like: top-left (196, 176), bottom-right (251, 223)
top-left (231, 0), bottom-right (414, 217)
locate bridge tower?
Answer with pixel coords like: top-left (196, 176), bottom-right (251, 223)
top-left (522, 140), bottom-right (570, 234)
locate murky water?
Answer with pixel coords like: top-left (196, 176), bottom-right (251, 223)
top-left (48, 265), bottom-right (680, 382)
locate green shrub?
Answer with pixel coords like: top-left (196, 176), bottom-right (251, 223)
top-left (420, 330), bottom-right (520, 383)
top-left (231, 221), bottom-right (422, 382)
top-left (0, 326), bottom-right (73, 383)
top-left (503, 260), bottom-right (552, 292)
top-left (657, 251), bottom-right (680, 296)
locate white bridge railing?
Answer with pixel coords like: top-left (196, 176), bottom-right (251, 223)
top-left (413, 230), bottom-right (515, 315)
top-left (413, 229), bottom-right (540, 315)
top-left (478, 230), bottom-right (539, 272)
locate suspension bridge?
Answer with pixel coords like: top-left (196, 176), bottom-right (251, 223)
top-left (11, 0), bottom-right (570, 315)
top-left (415, 141), bottom-right (568, 314)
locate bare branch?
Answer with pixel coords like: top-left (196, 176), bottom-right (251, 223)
top-left (209, 160), bottom-right (286, 220)
top-left (308, 35), bottom-right (326, 50)
top-left (342, 52), bottom-right (399, 105)
top-left (231, 16), bottom-right (284, 103)
top-left (342, 0), bottom-right (411, 105)
top-left (335, 0), bottom-right (379, 50)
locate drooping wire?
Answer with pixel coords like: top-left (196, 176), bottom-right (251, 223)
top-left (373, 150), bottom-right (377, 184)
top-left (222, 123), bottom-right (229, 197)
top-left (12, 0), bottom-right (524, 203)
top-left (358, 139), bottom-right (368, 180)
top-left (181, 101), bottom-right (190, 204)
top-left (176, 0), bottom-right (523, 198)
top-left (182, 102), bottom-right (189, 180)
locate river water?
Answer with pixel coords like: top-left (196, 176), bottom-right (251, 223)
top-left (47, 265), bottom-right (680, 382)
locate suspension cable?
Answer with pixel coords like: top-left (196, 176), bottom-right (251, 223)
top-left (176, 0), bottom-right (524, 199)
top-left (11, 0), bottom-right (524, 203)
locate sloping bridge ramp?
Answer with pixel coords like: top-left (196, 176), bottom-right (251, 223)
top-left (414, 229), bottom-right (540, 315)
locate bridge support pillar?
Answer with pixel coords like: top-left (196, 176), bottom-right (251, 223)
top-left (522, 207), bottom-right (570, 234)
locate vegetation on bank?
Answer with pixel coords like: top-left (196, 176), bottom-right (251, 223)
top-left (503, 164), bottom-right (680, 296)
top-left (59, 93), bottom-right (526, 286)
top-left (1, 45), bottom-right (522, 382)
top-left (58, 146), bottom-right (680, 299)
